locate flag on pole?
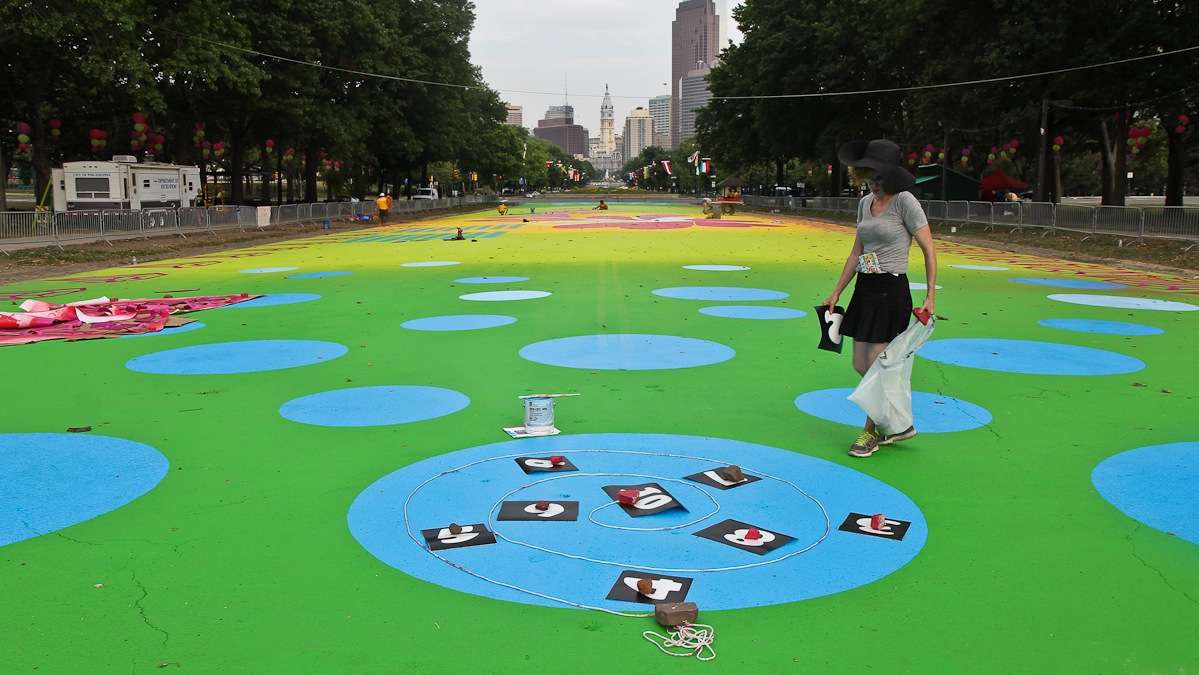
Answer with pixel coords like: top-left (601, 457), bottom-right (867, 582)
top-left (700, 158), bottom-right (712, 175)
top-left (687, 151), bottom-right (700, 164)
top-left (660, 160), bottom-right (672, 175)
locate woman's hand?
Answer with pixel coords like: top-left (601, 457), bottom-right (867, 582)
top-left (822, 292), bottom-right (840, 314)
top-left (920, 295), bottom-right (936, 316)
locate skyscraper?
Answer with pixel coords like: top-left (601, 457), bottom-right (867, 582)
top-left (678, 63), bottom-right (714, 144)
top-left (649, 95), bottom-right (672, 149)
top-left (622, 107), bottom-right (654, 162)
top-left (534, 104), bottom-right (589, 157)
top-left (671, 0), bottom-right (719, 148)
top-left (504, 104), bottom-right (523, 126)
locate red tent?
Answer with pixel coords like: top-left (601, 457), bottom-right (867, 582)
top-left (980, 170), bottom-right (1028, 201)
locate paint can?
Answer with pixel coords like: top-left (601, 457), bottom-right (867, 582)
top-left (523, 396), bottom-right (556, 433)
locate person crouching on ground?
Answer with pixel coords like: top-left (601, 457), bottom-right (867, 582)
top-left (593, 199), bottom-right (609, 210)
top-left (376, 193), bottom-right (390, 223)
top-left (822, 139), bottom-right (937, 457)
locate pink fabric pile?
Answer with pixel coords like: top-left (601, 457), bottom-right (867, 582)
top-left (0, 294), bottom-right (259, 346)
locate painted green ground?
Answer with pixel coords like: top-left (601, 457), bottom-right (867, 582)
top-left (1, 201), bottom-right (1196, 674)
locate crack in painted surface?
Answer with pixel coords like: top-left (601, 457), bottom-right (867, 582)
top-left (1125, 524), bottom-right (1199, 607)
top-left (131, 570), bottom-right (170, 648)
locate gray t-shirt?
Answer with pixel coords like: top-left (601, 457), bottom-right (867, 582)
top-left (856, 192), bottom-right (929, 274)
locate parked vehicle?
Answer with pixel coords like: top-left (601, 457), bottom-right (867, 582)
top-left (51, 156), bottom-right (200, 212)
top-left (412, 187), bottom-right (440, 200)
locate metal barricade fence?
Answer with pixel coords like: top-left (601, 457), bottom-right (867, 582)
top-left (1094, 206), bottom-right (1143, 238)
top-left (0, 210), bottom-right (49, 245)
top-left (924, 200), bottom-right (947, 220)
top-left (967, 201), bottom-right (993, 225)
top-left (1140, 206), bottom-right (1199, 241)
top-left (992, 202), bottom-right (1022, 227)
top-left (1055, 204), bottom-right (1096, 234)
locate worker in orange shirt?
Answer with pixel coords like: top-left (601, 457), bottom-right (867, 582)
top-left (376, 193), bottom-right (390, 222)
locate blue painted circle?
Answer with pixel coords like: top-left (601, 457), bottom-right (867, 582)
top-left (280, 385), bottom-right (470, 427)
top-left (454, 276), bottom-right (529, 284)
top-left (793, 388), bottom-right (992, 433)
top-left (126, 339), bottom-right (348, 375)
top-left (699, 306), bottom-right (807, 320)
top-left (402, 315), bottom-right (517, 332)
top-left (520, 334), bottom-right (735, 370)
top-left (1092, 442), bottom-right (1199, 546)
top-left (0, 433), bottom-right (169, 547)
top-left (653, 286), bottom-right (789, 301)
top-left (1012, 277), bottom-right (1126, 290)
top-left (241, 266), bottom-right (298, 274)
top-left (120, 322), bottom-right (207, 339)
top-left (287, 271), bottom-right (352, 279)
top-left (1048, 294), bottom-right (1198, 312)
top-left (683, 265), bottom-right (750, 272)
top-left (222, 293), bottom-right (321, 309)
top-left (1038, 319), bottom-right (1164, 336)
top-left (461, 290), bottom-right (551, 302)
top-left (920, 338), bottom-right (1144, 375)
top-left (403, 261), bottom-right (460, 268)
top-left (948, 264), bottom-right (1008, 271)
top-left (347, 433), bottom-right (928, 610)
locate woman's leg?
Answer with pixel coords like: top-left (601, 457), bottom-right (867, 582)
top-left (853, 339), bottom-right (889, 432)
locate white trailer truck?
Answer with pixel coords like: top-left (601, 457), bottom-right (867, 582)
top-left (52, 156), bottom-right (201, 212)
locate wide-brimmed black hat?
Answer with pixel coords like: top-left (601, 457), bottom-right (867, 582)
top-left (838, 139), bottom-right (915, 194)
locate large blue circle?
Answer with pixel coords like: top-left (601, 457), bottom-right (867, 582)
top-left (461, 290), bottom-right (551, 302)
top-left (126, 340), bottom-right (348, 375)
top-left (653, 286), bottom-right (789, 301)
top-left (454, 276), bottom-right (529, 284)
top-left (280, 385), bottom-right (470, 427)
top-left (1038, 319), bottom-right (1164, 336)
top-left (0, 433), bottom-right (169, 547)
top-left (222, 293), bottom-right (321, 309)
top-left (520, 334), bottom-right (735, 370)
top-left (1092, 442), bottom-right (1199, 546)
top-left (793, 388), bottom-right (993, 433)
top-left (120, 322), bottom-right (207, 339)
top-left (347, 433), bottom-right (928, 610)
top-left (919, 338), bottom-right (1144, 375)
top-left (287, 271), bottom-right (351, 279)
top-left (699, 306), bottom-right (807, 320)
top-left (403, 261), bottom-right (460, 268)
top-left (1012, 277), bottom-right (1126, 290)
top-left (1047, 294), bottom-right (1198, 312)
top-left (402, 315), bottom-right (517, 332)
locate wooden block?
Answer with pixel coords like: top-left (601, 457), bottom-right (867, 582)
top-left (655, 602), bottom-right (699, 627)
top-left (448, 523), bottom-right (463, 535)
top-left (617, 489), bottom-right (639, 505)
top-left (636, 578), bottom-right (654, 596)
top-left (534, 500), bottom-right (550, 511)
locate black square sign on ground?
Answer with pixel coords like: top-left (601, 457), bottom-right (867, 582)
top-left (837, 512), bottom-right (912, 541)
top-left (496, 500), bottom-right (580, 522)
top-left (601, 483), bottom-right (687, 517)
top-left (514, 456), bottom-right (578, 474)
top-left (605, 570), bottom-right (693, 605)
top-left (684, 467), bottom-right (762, 491)
top-left (693, 519), bottom-right (795, 556)
top-left (421, 523), bottom-right (498, 551)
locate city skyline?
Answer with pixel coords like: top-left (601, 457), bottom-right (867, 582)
top-left (471, 0), bottom-right (742, 133)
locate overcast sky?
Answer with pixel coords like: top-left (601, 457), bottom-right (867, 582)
top-left (470, 0), bottom-right (743, 135)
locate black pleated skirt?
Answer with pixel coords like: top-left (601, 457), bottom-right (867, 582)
top-left (840, 272), bottom-right (913, 343)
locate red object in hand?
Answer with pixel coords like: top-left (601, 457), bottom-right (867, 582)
top-left (913, 308), bottom-right (931, 325)
top-left (617, 489), bottom-right (639, 505)
top-left (744, 527), bottom-right (762, 540)
top-left (870, 513), bottom-right (887, 530)
top-left (549, 455), bottom-right (566, 466)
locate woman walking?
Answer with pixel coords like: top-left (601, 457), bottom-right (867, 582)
top-left (823, 139), bottom-right (937, 457)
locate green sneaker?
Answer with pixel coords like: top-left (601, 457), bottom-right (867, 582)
top-left (848, 430), bottom-right (882, 457)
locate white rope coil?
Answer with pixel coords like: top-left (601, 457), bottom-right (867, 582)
top-left (643, 622), bottom-right (717, 661)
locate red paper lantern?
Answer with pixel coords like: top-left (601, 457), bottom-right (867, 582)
top-left (1053, 135), bottom-right (1064, 146)
top-left (265, 139), bottom-right (275, 148)
top-left (48, 118), bottom-right (62, 129)
top-left (16, 121), bottom-right (32, 134)
top-left (1176, 125), bottom-right (1188, 135)
top-left (131, 112), bottom-right (146, 124)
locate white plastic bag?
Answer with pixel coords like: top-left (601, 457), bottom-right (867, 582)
top-left (848, 316), bottom-right (936, 434)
